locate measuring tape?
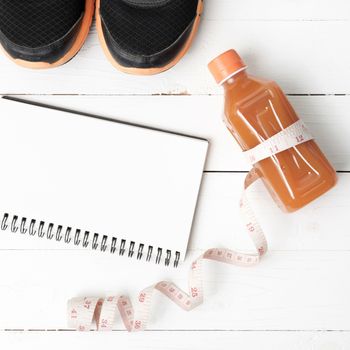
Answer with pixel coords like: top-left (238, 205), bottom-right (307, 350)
top-left (67, 120), bottom-right (313, 332)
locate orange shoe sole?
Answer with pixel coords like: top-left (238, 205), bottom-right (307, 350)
top-left (95, 0), bottom-right (204, 75)
top-left (0, 0), bottom-right (95, 69)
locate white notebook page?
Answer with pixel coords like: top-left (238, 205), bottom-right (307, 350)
top-left (0, 97), bottom-right (208, 264)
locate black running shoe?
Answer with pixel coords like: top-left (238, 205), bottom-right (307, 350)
top-left (96, 0), bottom-right (203, 75)
top-left (0, 0), bottom-right (95, 68)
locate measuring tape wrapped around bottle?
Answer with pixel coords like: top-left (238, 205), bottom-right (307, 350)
top-left (67, 119), bottom-right (314, 332)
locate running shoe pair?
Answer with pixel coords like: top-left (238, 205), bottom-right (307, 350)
top-left (0, 0), bottom-right (203, 74)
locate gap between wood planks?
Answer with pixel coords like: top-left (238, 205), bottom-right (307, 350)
top-left (206, 170), bottom-right (350, 173)
top-left (1, 93), bottom-right (350, 96)
top-left (2, 329), bottom-right (350, 332)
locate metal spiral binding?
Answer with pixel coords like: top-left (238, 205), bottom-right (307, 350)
top-left (0, 213), bottom-right (180, 268)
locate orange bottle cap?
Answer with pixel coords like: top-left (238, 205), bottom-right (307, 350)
top-left (208, 49), bottom-right (247, 85)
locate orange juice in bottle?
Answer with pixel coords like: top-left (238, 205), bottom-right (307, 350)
top-left (208, 49), bottom-right (337, 212)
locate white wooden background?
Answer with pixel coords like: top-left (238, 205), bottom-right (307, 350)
top-left (1, 0), bottom-right (350, 348)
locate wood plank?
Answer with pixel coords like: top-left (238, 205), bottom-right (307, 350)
top-left (1, 172), bottom-right (349, 251)
top-left (7, 95), bottom-right (350, 172)
top-left (1, 331), bottom-right (349, 350)
top-left (0, 4), bottom-right (349, 95)
top-left (206, 0), bottom-right (350, 20)
top-left (0, 250), bottom-right (348, 330)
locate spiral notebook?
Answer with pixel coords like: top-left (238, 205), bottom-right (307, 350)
top-left (0, 97), bottom-right (208, 267)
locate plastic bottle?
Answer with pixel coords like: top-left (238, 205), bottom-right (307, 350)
top-left (208, 49), bottom-right (337, 212)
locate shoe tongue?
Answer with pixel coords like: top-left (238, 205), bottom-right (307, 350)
top-left (121, 0), bottom-right (172, 9)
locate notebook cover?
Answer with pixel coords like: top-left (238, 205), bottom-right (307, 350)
top-left (0, 96), bottom-right (208, 266)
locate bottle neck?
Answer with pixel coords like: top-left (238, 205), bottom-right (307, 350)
top-left (221, 68), bottom-right (247, 89)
